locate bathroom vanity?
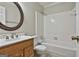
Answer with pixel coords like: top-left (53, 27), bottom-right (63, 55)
top-left (0, 36), bottom-right (35, 57)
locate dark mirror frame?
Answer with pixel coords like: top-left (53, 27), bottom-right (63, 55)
top-left (0, 2), bottom-right (24, 31)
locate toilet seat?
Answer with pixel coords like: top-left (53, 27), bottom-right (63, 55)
top-left (35, 45), bottom-right (46, 51)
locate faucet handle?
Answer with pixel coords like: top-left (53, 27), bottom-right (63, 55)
top-left (72, 36), bottom-right (79, 41)
top-left (6, 36), bottom-right (9, 40)
top-left (16, 35), bottom-right (18, 38)
top-left (11, 33), bottom-right (14, 39)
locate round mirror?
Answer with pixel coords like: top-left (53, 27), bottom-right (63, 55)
top-left (0, 2), bottom-right (24, 31)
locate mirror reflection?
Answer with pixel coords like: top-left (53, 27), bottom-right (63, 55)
top-left (0, 2), bottom-right (20, 27)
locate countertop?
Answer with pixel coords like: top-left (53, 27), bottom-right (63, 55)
top-left (0, 35), bottom-right (36, 47)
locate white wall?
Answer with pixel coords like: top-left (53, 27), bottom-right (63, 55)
top-left (35, 12), bottom-right (44, 38)
top-left (76, 2), bottom-right (79, 57)
top-left (34, 11), bottom-right (44, 45)
top-left (18, 2), bottom-right (44, 35)
top-left (76, 2), bottom-right (79, 35)
top-left (44, 2), bottom-right (75, 15)
top-left (44, 11), bottom-right (76, 44)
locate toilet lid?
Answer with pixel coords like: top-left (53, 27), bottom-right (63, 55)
top-left (35, 45), bottom-right (46, 51)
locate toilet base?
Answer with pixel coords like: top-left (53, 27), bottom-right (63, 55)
top-left (36, 50), bottom-right (47, 57)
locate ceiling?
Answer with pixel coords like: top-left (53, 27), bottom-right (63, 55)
top-left (38, 2), bottom-right (61, 8)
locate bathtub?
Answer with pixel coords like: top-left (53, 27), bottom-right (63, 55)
top-left (42, 39), bottom-right (76, 57)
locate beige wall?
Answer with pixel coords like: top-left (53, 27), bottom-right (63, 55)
top-left (0, 2), bottom-right (44, 35)
top-left (44, 2), bottom-right (75, 15)
top-left (19, 2), bottom-right (44, 35)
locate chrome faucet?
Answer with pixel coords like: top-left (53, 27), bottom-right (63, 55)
top-left (5, 36), bottom-right (9, 40)
top-left (11, 33), bottom-right (19, 39)
top-left (11, 33), bottom-right (15, 39)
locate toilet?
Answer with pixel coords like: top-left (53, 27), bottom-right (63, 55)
top-left (35, 44), bottom-right (47, 57)
top-left (34, 36), bottom-right (47, 56)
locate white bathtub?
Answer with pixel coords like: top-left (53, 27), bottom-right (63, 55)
top-left (42, 39), bottom-right (76, 57)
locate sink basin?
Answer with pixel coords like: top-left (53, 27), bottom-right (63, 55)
top-left (0, 39), bottom-right (6, 43)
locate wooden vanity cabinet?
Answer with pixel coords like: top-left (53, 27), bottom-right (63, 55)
top-left (0, 38), bottom-right (34, 57)
top-left (24, 45), bottom-right (34, 57)
top-left (7, 49), bottom-right (23, 57)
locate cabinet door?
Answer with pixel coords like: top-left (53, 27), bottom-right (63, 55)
top-left (24, 46), bottom-right (34, 57)
top-left (8, 49), bottom-right (23, 57)
top-left (0, 48), bottom-right (23, 57)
